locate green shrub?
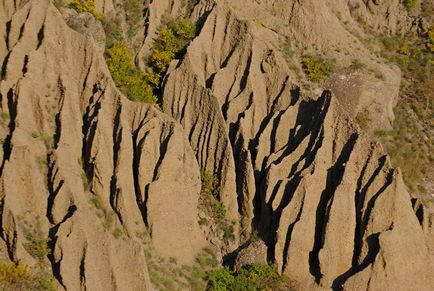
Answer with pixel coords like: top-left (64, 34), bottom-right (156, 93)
top-left (405, 0), bottom-right (418, 9)
top-left (105, 41), bottom-right (157, 103)
top-left (201, 170), bottom-right (220, 198)
top-left (208, 264), bottom-right (290, 291)
top-left (302, 56), bottom-right (333, 82)
top-left (208, 267), bottom-right (234, 291)
top-left (90, 195), bottom-right (116, 230)
top-left (0, 261), bottom-right (29, 285)
top-left (23, 236), bottom-right (50, 262)
top-left (355, 107), bottom-right (371, 129)
top-left (69, 0), bottom-right (104, 21)
top-left (0, 260), bottom-right (56, 291)
top-left (147, 18), bottom-right (196, 88)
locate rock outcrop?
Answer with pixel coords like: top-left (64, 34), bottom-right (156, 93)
top-left (0, 0), bottom-right (205, 289)
top-left (0, 0), bottom-right (432, 290)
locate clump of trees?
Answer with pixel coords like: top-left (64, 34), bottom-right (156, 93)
top-left (104, 18), bottom-right (196, 104)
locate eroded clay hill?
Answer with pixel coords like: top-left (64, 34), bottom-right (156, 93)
top-left (0, 0), bottom-right (433, 290)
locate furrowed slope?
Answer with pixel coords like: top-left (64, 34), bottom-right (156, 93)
top-left (0, 1), bottom-right (205, 290)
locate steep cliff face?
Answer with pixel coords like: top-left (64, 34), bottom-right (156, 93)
top-left (162, 2), bottom-right (433, 289)
top-left (0, 1), bottom-right (205, 289)
top-left (0, 0), bottom-right (433, 290)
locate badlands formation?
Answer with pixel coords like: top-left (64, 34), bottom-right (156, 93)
top-left (0, 0), bottom-right (433, 290)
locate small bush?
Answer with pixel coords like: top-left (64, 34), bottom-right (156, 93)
top-left (355, 107), bottom-right (371, 129)
top-left (112, 228), bottom-right (123, 239)
top-left (69, 0), bottom-right (104, 21)
top-left (201, 170), bottom-right (220, 198)
top-left (0, 261), bottom-right (29, 285)
top-left (0, 260), bottom-right (55, 291)
top-left (302, 56), bottom-right (333, 82)
top-left (405, 0), bottom-right (418, 9)
top-left (105, 41), bottom-right (157, 103)
top-left (208, 264), bottom-right (291, 291)
top-left (208, 267), bottom-right (234, 291)
top-left (147, 18), bottom-right (196, 88)
top-left (23, 236), bottom-right (51, 262)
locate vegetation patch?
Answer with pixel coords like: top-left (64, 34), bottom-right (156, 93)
top-left (355, 107), bottom-right (371, 130)
top-left (199, 170), bottom-right (235, 242)
top-left (69, 0), bottom-right (104, 21)
top-left (90, 195), bottom-right (116, 231)
top-left (302, 56), bottom-right (333, 82)
top-left (405, 0), bottom-right (418, 9)
top-left (105, 41), bottom-right (157, 103)
top-left (146, 18), bottom-right (196, 89)
top-left (207, 263), bottom-right (295, 291)
top-left (137, 231), bottom-right (219, 291)
top-left (280, 38), bottom-right (295, 60)
top-left (104, 18), bottom-right (195, 104)
top-left (376, 31), bottom-right (433, 199)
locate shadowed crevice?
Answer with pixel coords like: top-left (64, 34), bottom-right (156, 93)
top-left (309, 133), bottom-right (359, 283)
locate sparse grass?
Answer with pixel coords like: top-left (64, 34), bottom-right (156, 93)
top-left (377, 30), bottom-right (433, 198)
top-left (349, 59), bottom-right (366, 71)
top-left (280, 38), bottom-right (294, 60)
top-left (302, 56), bottom-right (333, 82)
top-left (52, 0), bottom-right (63, 9)
top-left (138, 229), bottom-right (219, 291)
top-left (90, 195), bottom-right (115, 230)
top-left (11, 215), bottom-right (56, 291)
top-left (355, 107), bottom-right (371, 130)
top-left (124, 0), bottom-right (142, 37)
top-left (199, 170), bottom-right (235, 243)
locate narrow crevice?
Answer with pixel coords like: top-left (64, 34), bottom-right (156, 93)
top-left (331, 168), bottom-right (394, 290)
top-left (21, 55), bottom-right (28, 75)
top-left (53, 77), bottom-right (66, 149)
top-left (309, 133), bottom-right (359, 282)
top-left (1, 52), bottom-right (11, 80)
top-left (352, 155), bottom-right (386, 267)
top-left (47, 205), bottom-right (77, 289)
top-left (132, 120), bottom-right (150, 227)
top-left (282, 194), bottom-right (305, 271)
top-left (151, 128), bottom-right (172, 181)
top-left (46, 154), bottom-right (64, 224)
top-left (81, 87), bottom-right (102, 186)
top-left (79, 247), bottom-right (87, 289)
top-left (36, 24), bottom-right (45, 49)
top-left (110, 105), bottom-right (123, 224)
top-left (5, 20), bottom-right (12, 50)
top-left (0, 88), bottom-right (18, 176)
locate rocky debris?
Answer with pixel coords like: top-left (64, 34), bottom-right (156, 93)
top-left (233, 240), bottom-right (268, 272)
top-left (63, 10), bottom-right (106, 53)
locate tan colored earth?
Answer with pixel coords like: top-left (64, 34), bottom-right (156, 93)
top-left (0, 0), bottom-right (432, 290)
